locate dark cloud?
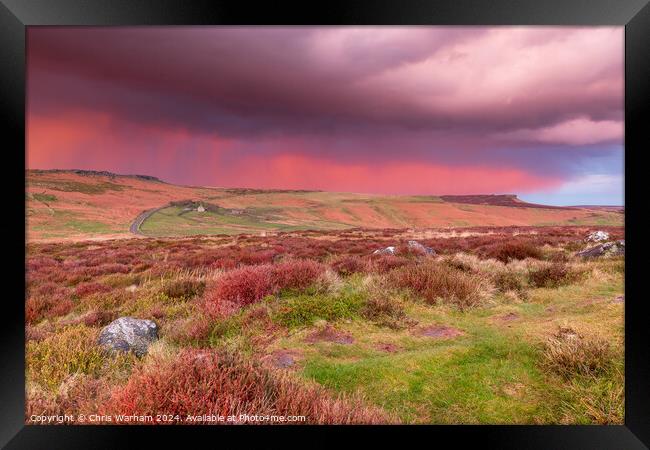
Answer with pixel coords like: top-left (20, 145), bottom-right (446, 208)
top-left (28, 27), bottom-right (623, 140)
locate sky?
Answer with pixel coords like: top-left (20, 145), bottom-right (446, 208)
top-left (27, 27), bottom-right (624, 205)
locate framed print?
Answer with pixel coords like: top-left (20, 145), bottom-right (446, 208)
top-left (1, 0), bottom-right (648, 448)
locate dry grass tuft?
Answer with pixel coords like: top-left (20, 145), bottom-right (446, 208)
top-left (542, 327), bottom-right (614, 378)
top-left (564, 376), bottom-right (624, 424)
top-left (387, 261), bottom-right (493, 311)
top-left (162, 279), bottom-right (205, 299)
top-left (360, 296), bottom-right (413, 330)
top-left (529, 263), bottom-right (585, 288)
top-left (329, 255), bottom-right (367, 276)
top-left (479, 241), bottom-right (543, 263)
top-left (26, 324), bottom-right (136, 392)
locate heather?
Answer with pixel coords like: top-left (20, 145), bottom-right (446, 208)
top-left (25, 225), bottom-right (624, 424)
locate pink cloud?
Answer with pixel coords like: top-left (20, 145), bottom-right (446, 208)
top-left (28, 111), bottom-right (562, 195)
top-left (496, 117), bottom-right (623, 145)
top-left (211, 153), bottom-right (561, 195)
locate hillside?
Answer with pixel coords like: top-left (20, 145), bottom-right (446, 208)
top-left (26, 170), bottom-right (623, 241)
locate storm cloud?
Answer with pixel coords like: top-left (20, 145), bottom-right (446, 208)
top-left (27, 27), bottom-right (624, 203)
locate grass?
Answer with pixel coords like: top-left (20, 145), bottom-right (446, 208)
top-left (26, 170), bottom-right (623, 240)
top-left (387, 261), bottom-right (493, 311)
top-left (24, 226), bottom-right (624, 424)
top-left (528, 263), bottom-right (585, 288)
top-left (140, 206), bottom-right (320, 236)
top-left (541, 326), bottom-right (615, 378)
top-left (272, 285), bottom-right (365, 328)
top-left (26, 324), bottom-right (136, 392)
top-left (63, 219), bottom-right (114, 234)
top-left (108, 348), bottom-right (392, 424)
top-left (32, 193), bottom-right (58, 203)
top-left (301, 328), bottom-right (547, 424)
top-left (30, 178), bottom-right (125, 195)
top-left (268, 265), bottom-right (623, 424)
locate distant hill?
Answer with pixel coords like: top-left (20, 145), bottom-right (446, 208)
top-left (26, 169), bottom-right (624, 241)
top-left (30, 169), bottom-right (163, 183)
top-left (439, 194), bottom-right (575, 210)
top-left (569, 205), bottom-right (624, 213)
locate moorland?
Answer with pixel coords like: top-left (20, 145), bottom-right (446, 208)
top-left (25, 170), bottom-right (624, 424)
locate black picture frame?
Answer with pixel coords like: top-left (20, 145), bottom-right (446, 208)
top-left (1, 1), bottom-right (648, 448)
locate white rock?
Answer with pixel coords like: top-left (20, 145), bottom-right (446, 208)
top-left (585, 231), bottom-right (610, 242)
top-left (407, 240), bottom-right (436, 255)
top-left (373, 246), bottom-right (396, 255)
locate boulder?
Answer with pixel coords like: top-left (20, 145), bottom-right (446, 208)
top-left (407, 240), bottom-right (436, 255)
top-left (373, 246), bottom-right (396, 255)
top-left (372, 241), bottom-right (435, 256)
top-left (585, 231), bottom-right (610, 242)
top-left (98, 317), bottom-right (158, 357)
top-left (576, 240), bottom-right (624, 258)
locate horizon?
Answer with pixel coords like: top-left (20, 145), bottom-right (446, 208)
top-left (27, 168), bottom-right (624, 208)
top-left (27, 27), bottom-right (624, 206)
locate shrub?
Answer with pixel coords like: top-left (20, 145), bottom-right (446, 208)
top-left (26, 295), bottom-right (74, 324)
top-left (26, 324), bottom-right (52, 342)
top-left (528, 263), bottom-right (582, 288)
top-left (132, 262), bottom-right (152, 273)
top-left (206, 264), bottom-right (275, 308)
top-left (87, 263), bottom-right (130, 277)
top-left (273, 260), bottom-right (327, 291)
top-left (81, 310), bottom-right (116, 327)
top-left (445, 258), bottom-right (474, 273)
top-left (273, 289), bottom-right (364, 328)
top-left (74, 282), bottom-right (112, 298)
top-left (360, 296), bottom-right (412, 330)
top-left (492, 270), bottom-right (527, 293)
top-left (330, 256), bottom-right (366, 276)
top-left (366, 255), bottom-right (412, 274)
top-left (205, 260), bottom-right (326, 311)
top-left (387, 261), bottom-right (491, 311)
top-left (547, 251), bottom-right (569, 263)
top-left (26, 374), bottom-right (110, 420)
top-left (480, 241), bottom-right (543, 263)
top-left (108, 349), bottom-right (392, 424)
top-left (541, 327), bottom-right (615, 378)
top-left (164, 317), bottom-right (213, 346)
top-left (30, 282), bottom-right (67, 298)
top-left (27, 325), bottom-right (114, 392)
top-left (163, 279), bottom-right (205, 299)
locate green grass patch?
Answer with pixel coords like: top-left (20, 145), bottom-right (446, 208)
top-left (271, 285), bottom-right (366, 328)
top-left (63, 219), bottom-right (113, 234)
top-left (140, 206), bottom-right (311, 237)
top-left (301, 329), bottom-right (548, 424)
top-left (31, 193), bottom-right (58, 202)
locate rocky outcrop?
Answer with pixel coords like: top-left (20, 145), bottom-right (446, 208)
top-left (407, 240), bottom-right (436, 255)
top-left (98, 317), bottom-right (159, 357)
top-left (373, 241), bottom-right (435, 256)
top-left (585, 231), bottom-right (610, 242)
top-left (576, 240), bottom-right (624, 258)
top-left (373, 246), bottom-right (396, 255)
